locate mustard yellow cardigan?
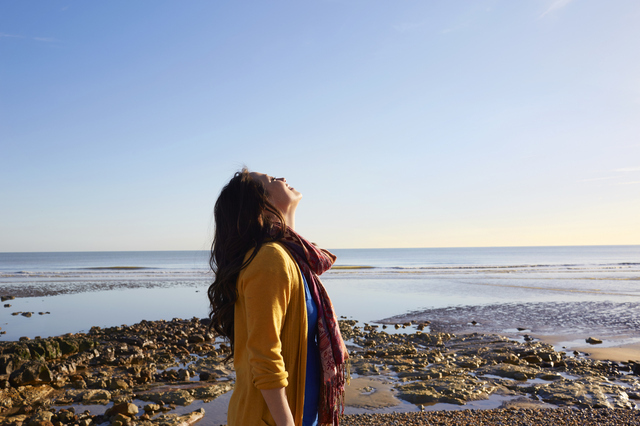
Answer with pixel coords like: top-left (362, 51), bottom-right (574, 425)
top-left (227, 242), bottom-right (308, 426)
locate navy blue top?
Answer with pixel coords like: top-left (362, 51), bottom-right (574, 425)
top-left (301, 274), bottom-right (320, 426)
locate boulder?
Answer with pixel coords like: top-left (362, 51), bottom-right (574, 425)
top-left (55, 339), bottom-right (79, 356)
top-left (9, 361), bottom-right (53, 386)
top-left (106, 402), bottom-right (139, 417)
top-left (144, 403), bottom-right (161, 413)
top-left (27, 341), bottom-right (61, 361)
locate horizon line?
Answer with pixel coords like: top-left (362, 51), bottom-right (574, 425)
top-left (1, 243), bottom-right (639, 254)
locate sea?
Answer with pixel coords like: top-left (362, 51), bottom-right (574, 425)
top-left (1, 245), bottom-right (639, 345)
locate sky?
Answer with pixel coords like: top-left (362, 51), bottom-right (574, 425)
top-left (1, 0), bottom-right (639, 252)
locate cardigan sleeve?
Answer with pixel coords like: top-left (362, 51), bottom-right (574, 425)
top-left (239, 243), bottom-right (295, 390)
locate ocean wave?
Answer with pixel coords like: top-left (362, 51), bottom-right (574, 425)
top-left (330, 263), bottom-right (640, 272)
top-left (0, 269), bottom-right (211, 280)
top-left (82, 266), bottom-right (155, 270)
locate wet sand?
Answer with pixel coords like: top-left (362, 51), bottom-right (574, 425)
top-left (536, 334), bottom-right (640, 363)
top-left (381, 300), bottom-right (640, 364)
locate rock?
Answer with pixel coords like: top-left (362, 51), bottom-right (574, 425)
top-left (478, 364), bottom-right (539, 381)
top-left (178, 369), bottom-right (191, 381)
top-left (586, 337), bottom-right (603, 344)
top-left (457, 357), bottom-right (482, 369)
top-left (80, 389), bottom-right (112, 404)
top-left (29, 410), bottom-right (54, 423)
top-left (9, 361), bottom-right (53, 386)
top-left (539, 352), bottom-right (562, 363)
top-left (535, 377), bottom-right (634, 409)
top-left (396, 375), bottom-right (493, 405)
top-left (55, 410), bottom-right (76, 423)
top-left (4, 304), bottom-right (11, 308)
top-left (539, 373), bottom-right (563, 381)
top-left (498, 353), bottom-right (520, 365)
top-left (190, 382), bottom-right (233, 400)
top-left (55, 339), bottom-right (79, 356)
top-left (0, 354), bottom-right (17, 375)
top-left (1, 296), bottom-right (15, 301)
top-left (144, 403), bottom-right (161, 413)
top-left (108, 378), bottom-right (129, 390)
top-left (27, 421), bottom-right (53, 426)
top-left (27, 340), bottom-right (62, 360)
top-left (154, 408), bottom-right (205, 426)
top-left (106, 402), bottom-right (139, 417)
top-left (111, 413), bottom-right (131, 426)
top-left (188, 334), bottom-right (205, 344)
top-left (137, 389), bottom-right (194, 406)
top-left (21, 312), bottom-right (33, 318)
top-left (522, 354), bottom-right (542, 364)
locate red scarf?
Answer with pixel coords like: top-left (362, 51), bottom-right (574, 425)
top-left (275, 226), bottom-right (349, 426)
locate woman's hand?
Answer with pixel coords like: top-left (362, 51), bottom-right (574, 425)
top-left (260, 387), bottom-right (295, 426)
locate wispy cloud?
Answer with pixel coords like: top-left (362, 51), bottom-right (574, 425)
top-left (441, 22), bottom-right (470, 35)
top-left (617, 181), bottom-right (640, 185)
top-left (393, 22), bottom-right (424, 34)
top-left (0, 33), bottom-right (24, 39)
top-left (578, 176), bottom-right (619, 183)
top-left (32, 37), bottom-right (57, 43)
top-left (614, 167), bottom-right (640, 173)
top-left (0, 33), bottom-right (58, 43)
top-left (540, 0), bottom-right (575, 18)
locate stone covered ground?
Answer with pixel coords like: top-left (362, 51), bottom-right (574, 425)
top-left (1, 318), bottom-right (640, 426)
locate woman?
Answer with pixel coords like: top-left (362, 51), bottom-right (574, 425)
top-left (208, 169), bottom-right (349, 426)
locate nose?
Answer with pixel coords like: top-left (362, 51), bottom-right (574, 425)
top-left (276, 177), bottom-right (286, 182)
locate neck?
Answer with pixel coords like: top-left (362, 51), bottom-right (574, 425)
top-left (283, 210), bottom-right (296, 231)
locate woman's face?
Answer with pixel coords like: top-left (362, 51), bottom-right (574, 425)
top-left (250, 172), bottom-right (302, 214)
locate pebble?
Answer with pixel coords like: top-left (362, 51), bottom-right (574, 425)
top-left (340, 408), bottom-right (640, 425)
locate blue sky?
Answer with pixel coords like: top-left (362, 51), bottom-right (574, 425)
top-left (1, 0), bottom-right (639, 252)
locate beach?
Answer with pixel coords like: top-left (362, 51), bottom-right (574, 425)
top-left (1, 246), bottom-right (640, 424)
top-left (2, 318), bottom-right (640, 425)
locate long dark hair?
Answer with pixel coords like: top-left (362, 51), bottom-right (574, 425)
top-left (208, 168), bottom-right (285, 356)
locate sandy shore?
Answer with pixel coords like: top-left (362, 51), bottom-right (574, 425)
top-left (534, 333), bottom-right (640, 363)
top-left (2, 317), bottom-right (640, 426)
top-left (340, 408), bottom-right (640, 425)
